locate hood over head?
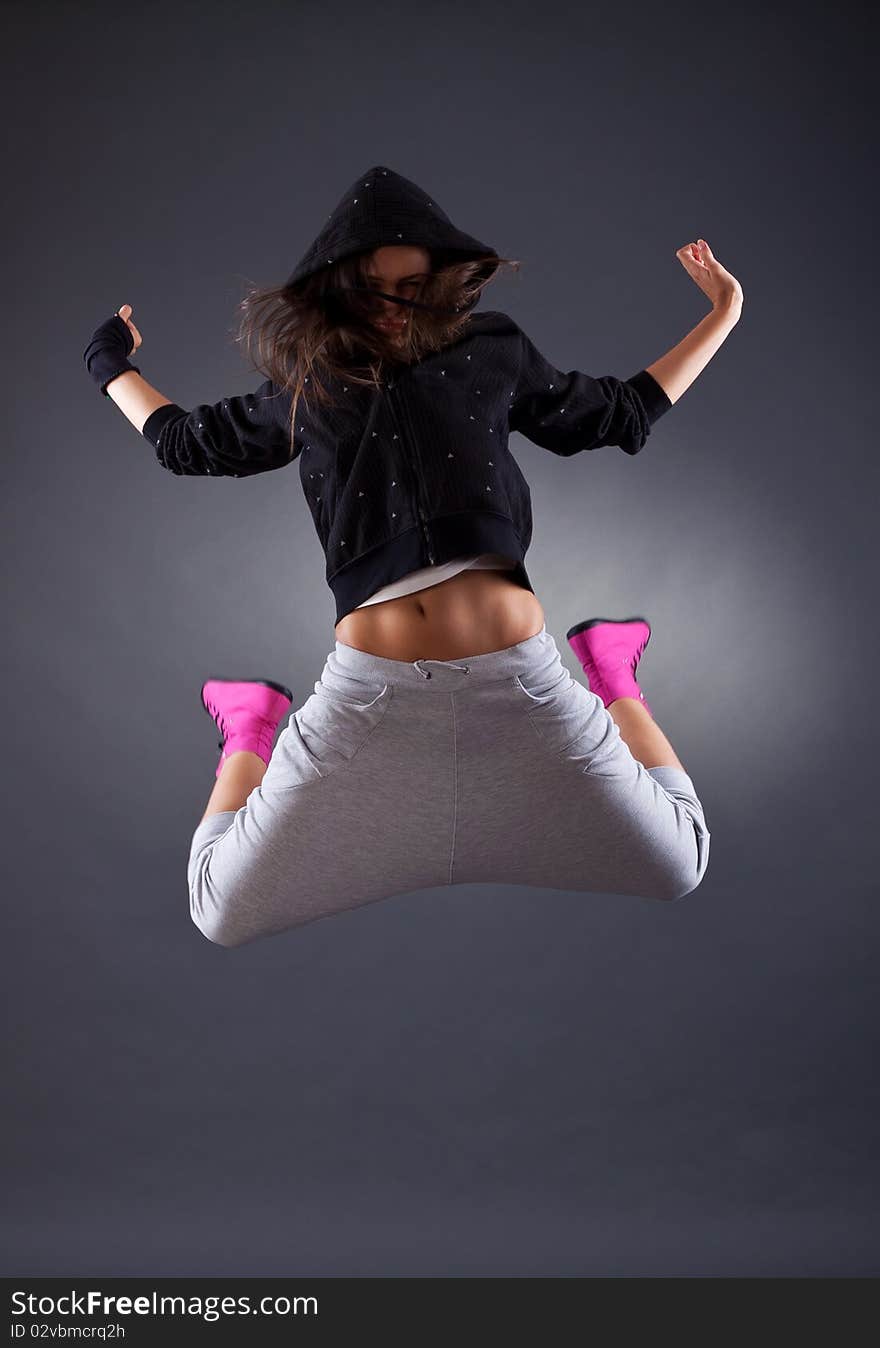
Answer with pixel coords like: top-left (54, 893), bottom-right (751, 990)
top-left (284, 164), bottom-right (501, 316)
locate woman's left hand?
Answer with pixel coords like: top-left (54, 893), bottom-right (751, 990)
top-left (676, 239), bottom-right (743, 312)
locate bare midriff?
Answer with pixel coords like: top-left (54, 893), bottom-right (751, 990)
top-left (333, 567), bottom-right (546, 662)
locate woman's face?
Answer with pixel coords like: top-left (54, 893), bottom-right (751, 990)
top-left (362, 244), bottom-right (432, 339)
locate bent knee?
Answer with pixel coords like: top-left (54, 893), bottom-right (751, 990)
top-left (190, 903), bottom-right (251, 947)
top-left (188, 854), bottom-right (253, 948)
top-left (189, 885), bottom-right (251, 947)
top-left (657, 825), bottom-right (711, 902)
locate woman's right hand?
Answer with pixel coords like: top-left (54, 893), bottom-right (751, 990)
top-left (83, 304), bottom-right (143, 397)
top-left (116, 303), bottom-right (143, 355)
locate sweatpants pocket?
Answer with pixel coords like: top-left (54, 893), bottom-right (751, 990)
top-left (261, 680), bottom-right (394, 790)
top-left (514, 667), bottom-right (622, 768)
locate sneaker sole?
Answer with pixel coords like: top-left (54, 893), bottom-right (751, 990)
top-left (200, 678), bottom-right (294, 716)
top-left (565, 616), bottom-right (651, 644)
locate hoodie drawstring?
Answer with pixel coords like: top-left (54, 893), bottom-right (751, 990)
top-left (413, 659), bottom-right (471, 680)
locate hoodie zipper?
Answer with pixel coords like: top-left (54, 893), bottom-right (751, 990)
top-left (387, 383), bottom-right (435, 565)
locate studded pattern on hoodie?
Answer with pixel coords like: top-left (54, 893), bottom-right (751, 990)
top-left (138, 165), bottom-right (673, 623)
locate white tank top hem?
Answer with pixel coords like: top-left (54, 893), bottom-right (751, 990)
top-left (354, 553), bottom-right (517, 609)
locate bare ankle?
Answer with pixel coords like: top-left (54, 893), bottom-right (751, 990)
top-left (606, 697), bottom-right (686, 772)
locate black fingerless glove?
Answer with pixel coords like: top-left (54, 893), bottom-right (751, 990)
top-left (83, 313), bottom-right (142, 398)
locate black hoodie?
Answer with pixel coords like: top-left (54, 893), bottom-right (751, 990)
top-left (141, 164), bottom-right (672, 624)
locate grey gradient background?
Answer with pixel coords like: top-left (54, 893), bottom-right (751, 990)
top-left (4, 0), bottom-right (877, 1277)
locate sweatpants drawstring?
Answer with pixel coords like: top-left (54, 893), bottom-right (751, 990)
top-left (413, 659), bottom-right (471, 680)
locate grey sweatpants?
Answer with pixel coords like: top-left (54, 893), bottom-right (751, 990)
top-left (187, 623), bottom-right (711, 947)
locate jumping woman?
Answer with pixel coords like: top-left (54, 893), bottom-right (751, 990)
top-left (83, 163), bottom-right (742, 947)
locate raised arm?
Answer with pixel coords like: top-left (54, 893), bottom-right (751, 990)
top-left (508, 327), bottom-right (674, 457)
top-left (509, 237), bottom-right (743, 457)
top-left (100, 367), bottom-right (169, 430)
top-left (85, 305), bottom-right (298, 477)
top-left (136, 379), bottom-right (296, 478)
top-left (643, 240), bottom-right (743, 403)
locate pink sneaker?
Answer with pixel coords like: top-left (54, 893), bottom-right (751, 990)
top-left (565, 617), bottom-right (653, 718)
top-left (200, 678), bottom-right (294, 779)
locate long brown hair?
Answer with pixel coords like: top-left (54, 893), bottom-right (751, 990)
top-left (231, 248), bottom-right (522, 458)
